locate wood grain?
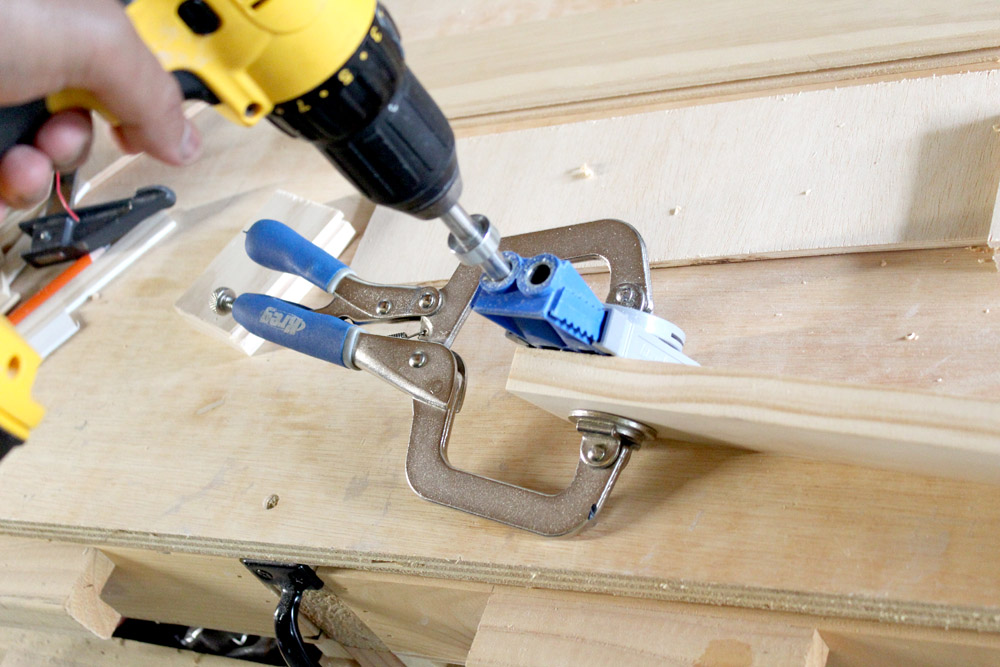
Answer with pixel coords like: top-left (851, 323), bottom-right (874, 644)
top-left (508, 348), bottom-right (1000, 483)
top-left (0, 538), bottom-right (119, 639)
top-left (403, 0), bottom-right (1000, 119)
top-left (468, 588), bottom-right (827, 667)
top-left (352, 71), bottom-right (1000, 284)
top-left (1, 239), bottom-right (999, 631)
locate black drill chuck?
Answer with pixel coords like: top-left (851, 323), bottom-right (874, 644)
top-left (268, 6), bottom-right (460, 220)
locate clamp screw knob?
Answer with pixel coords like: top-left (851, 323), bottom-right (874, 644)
top-left (211, 287), bottom-right (236, 315)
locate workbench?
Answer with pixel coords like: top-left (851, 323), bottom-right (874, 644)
top-left (3, 2), bottom-right (1000, 665)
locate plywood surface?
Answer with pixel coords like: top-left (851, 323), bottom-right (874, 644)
top-left (1, 237), bottom-right (999, 630)
top-left (399, 0), bottom-right (1000, 119)
top-left (352, 71), bottom-right (1000, 284)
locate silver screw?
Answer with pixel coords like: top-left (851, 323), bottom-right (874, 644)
top-left (211, 287), bottom-right (236, 315)
top-left (375, 300), bottom-right (392, 316)
top-left (417, 291), bottom-right (437, 311)
top-left (408, 351), bottom-right (428, 368)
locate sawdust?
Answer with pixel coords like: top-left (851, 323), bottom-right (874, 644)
top-left (903, 332), bottom-right (919, 341)
top-left (263, 494), bottom-right (279, 510)
top-left (571, 163), bottom-right (595, 179)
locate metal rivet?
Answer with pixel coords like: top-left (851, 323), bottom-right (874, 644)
top-left (375, 300), bottom-right (392, 316)
top-left (583, 443), bottom-right (608, 464)
top-left (408, 351), bottom-right (427, 368)
top-left (417, 292), bottom-right (436, 310)
top-left (613, 283), bottom-right (642, 309)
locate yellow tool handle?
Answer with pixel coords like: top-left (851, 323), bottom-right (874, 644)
top-left (0, 318), bottom-right (44, 449)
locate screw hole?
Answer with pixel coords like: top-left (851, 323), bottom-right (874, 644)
top-left (6, 357), bottom-right (18, 379)
top-left (528, 263), bottom-right (551, 285)
top-left (245, 102), bottom-right (262, 118)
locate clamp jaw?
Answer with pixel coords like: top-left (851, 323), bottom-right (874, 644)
top-left (221, 219), bottom-right (685, 536)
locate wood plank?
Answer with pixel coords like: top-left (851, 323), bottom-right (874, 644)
top-left (507, 348), bottom-right (1000, 484)
top-left (403, 0), bottom-right (1000, 120)
top-left (468, 588), bottom-right (827, 666)
top-left (0, 538), bottom-right (119, 639)
top-left (352, 71), bottom-right (1000, 284)
top-left (99, 548), bottom-right (281, 638)
top-left (1, 246), bottom-right (999, 631)
top-left (319, 569), bottom-right (493, 662)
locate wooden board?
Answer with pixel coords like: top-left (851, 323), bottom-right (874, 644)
top-left (507, 349), bottom-right (1000, 484)
top-left (401, 0), bottom-right (1000, 120)
top-left (0, 538), bottom-right (119, 639)
top-left (1, 238), bottom-right (1000, 631)
top-left (352, 71), bottom-right (1000, 284)
top-left (468, 588), bottom-right (827, 667)
top-left (174, 190), bottom-right (354, 355)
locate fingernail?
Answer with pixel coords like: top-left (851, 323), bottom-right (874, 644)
top-left (179, 120), bottom-right (201, 164)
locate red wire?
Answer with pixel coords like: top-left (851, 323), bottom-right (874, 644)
top-left (55, 171), bottom-right (79, 222)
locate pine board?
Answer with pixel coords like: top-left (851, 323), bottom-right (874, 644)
top-left (352, 71), bottom-right (1000, 284)
top-left (467, 588), bottom-right (827, 667)
top-left (402, 0), bottom-right (1000, 120)
top-left (508, 349), bottom-right (1000, 484)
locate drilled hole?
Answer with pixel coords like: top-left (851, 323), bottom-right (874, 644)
top-left (528, 263), bottom-right (551, 285)
top-left (6, 357), bottom-right (18, 379)
top-left (244, 102), bottom-right (261, 118)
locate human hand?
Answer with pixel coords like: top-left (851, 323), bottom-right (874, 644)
top-left (0, 0), bottom-right (202, 222)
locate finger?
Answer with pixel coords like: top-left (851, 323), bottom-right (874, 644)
top-left (0, 204), bottom-right (7, 225)
top-left (34, 109), bottom-right (93, 171)
top-left (0, 145), bottom-right (52, 209)
top-left (74, 12), bottom-right (201, 165)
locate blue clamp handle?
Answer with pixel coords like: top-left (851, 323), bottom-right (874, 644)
top-left (232, 293), bottom-right (360, 369)
top-left (245, 219), bottom-right (353, 292)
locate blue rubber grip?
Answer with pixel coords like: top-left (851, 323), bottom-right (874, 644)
top-left (232, 293), bottom-right (357, 368)
top-left (245, 219), bottom-right (351, 291)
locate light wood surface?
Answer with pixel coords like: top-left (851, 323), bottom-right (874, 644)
top-left (468, 588), bottom-right (827, 667)
top-left (398, 0), bottom-right (1000, 120)
top-left (1, 241), bottom-right (999, 631)
top-left (0, 537), bottom-right (119, 639)
top-left (353, 71), bottom-right (1000, 284)
top-left (174, 191), bottom-right (354, 355)
top-left (3, 2), bottom-right (1000, 649)
top-left (320, 570), bottom-right (493, 663)
top-left (508, 349), bottom-right (1000, 484)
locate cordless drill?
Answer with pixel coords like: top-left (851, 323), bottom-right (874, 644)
top-left (0, 0), bottom-right (511, 280)
top-left (0, 0), bottom-right (511, 449)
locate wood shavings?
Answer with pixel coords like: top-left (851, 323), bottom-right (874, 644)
top-left (263, 494), bottom-right (279, 510)
top-left (903, 332), bottom-right (919, 341)
top-left (800, 189), bottom-right (812, 196)
top-left (880, 260), bottom-right (888, 267)
top-left (571, 163), bottom-right (595, 179)
top-left (669, 207), bottom-right (682, 216)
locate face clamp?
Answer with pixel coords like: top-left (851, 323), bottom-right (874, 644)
top-left (225, 218), bottom-right (670, 536)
